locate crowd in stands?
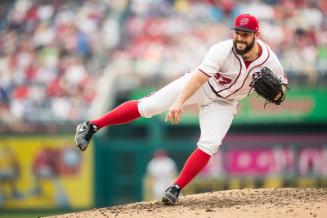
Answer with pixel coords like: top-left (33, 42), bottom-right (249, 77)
top-left (0, 0), bottom-right (124, 132)
top-left (0, 0), bottom-right (326, 132)
top-left (118, 0), bottom-right (327, 85)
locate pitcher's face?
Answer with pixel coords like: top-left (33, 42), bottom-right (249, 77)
top-left (233, 31), bottom-right (256, 55)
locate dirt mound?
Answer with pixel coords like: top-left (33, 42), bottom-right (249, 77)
top-left (47, 188), bottom-right (327, 218)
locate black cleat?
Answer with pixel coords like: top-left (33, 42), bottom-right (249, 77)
top-left (162, 185), bottom-right (181, 206)
top-left (74, 121), bottom-right (99, 151)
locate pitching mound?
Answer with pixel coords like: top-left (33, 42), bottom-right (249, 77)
top-left (47, 188), bottom-right (327, 218)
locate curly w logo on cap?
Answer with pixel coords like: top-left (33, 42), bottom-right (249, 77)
top-left (239, 17), bottom-right (249, 26)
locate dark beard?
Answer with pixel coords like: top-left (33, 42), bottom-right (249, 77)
top-left (233, 38), bottom-right (255, 55)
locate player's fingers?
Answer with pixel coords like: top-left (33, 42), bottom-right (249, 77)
top-left (174, 112), bottom-right (180, 124)
top-left (166, 111), bottom-right (174, 124)
top-left (274, 91), bottom-right (282, 100)
top-left (172, 110), bottom-right (180, 125)
top-left (174, 110), bottom-right (183, 124)
top-left (166, 113), bottom-right (173, 123)
top-left (172, 111), bottom-right (178, 125)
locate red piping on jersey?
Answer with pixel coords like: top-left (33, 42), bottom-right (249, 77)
top-left (226, 43), bottom-right (271, 98)
top-left (198, 68), bottom-right (211, 78)
top-left (206, 52), bottom-right (242, 99)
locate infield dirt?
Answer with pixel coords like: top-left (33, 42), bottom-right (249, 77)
top-left (47, 188), bottom-right (327, 218)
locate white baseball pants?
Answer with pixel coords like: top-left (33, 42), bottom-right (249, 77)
top-left (138, 73), bottom-right (238, 156)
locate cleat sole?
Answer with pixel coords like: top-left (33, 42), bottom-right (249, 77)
top-left (162, 194), bottom-right (176, 206)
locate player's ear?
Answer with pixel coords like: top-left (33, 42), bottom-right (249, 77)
top-left (255, 31), bottom-right (260, 38)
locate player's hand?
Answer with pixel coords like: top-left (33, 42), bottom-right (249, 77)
top-left (165, 101), bottom-right (184, 125)
top-left (274, 91), bottom-right (282, 101)
top-left (274, 86), bottom-right (287, 101)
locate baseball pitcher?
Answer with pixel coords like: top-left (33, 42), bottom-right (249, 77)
top-left (74, 14), bottom-right (288, 206)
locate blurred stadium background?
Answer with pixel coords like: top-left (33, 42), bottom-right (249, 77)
top-left (0, 0), bottom-right (327, 217)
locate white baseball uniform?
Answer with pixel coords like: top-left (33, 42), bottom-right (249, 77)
top-left (138, 39), bottom-right (288, 156)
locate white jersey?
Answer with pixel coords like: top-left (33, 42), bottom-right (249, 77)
top-left (138, 38), bottom-right (288, 155)
top-left (196, 39), bottom-right (288, 100)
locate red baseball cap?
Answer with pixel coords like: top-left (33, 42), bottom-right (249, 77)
top-left (231, 14), bottom-right (259, 33)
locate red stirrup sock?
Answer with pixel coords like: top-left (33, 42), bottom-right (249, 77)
top-left (174, 148), bottom-right (211, 189)
top-left (90, 100), bottom-right (141, 129)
